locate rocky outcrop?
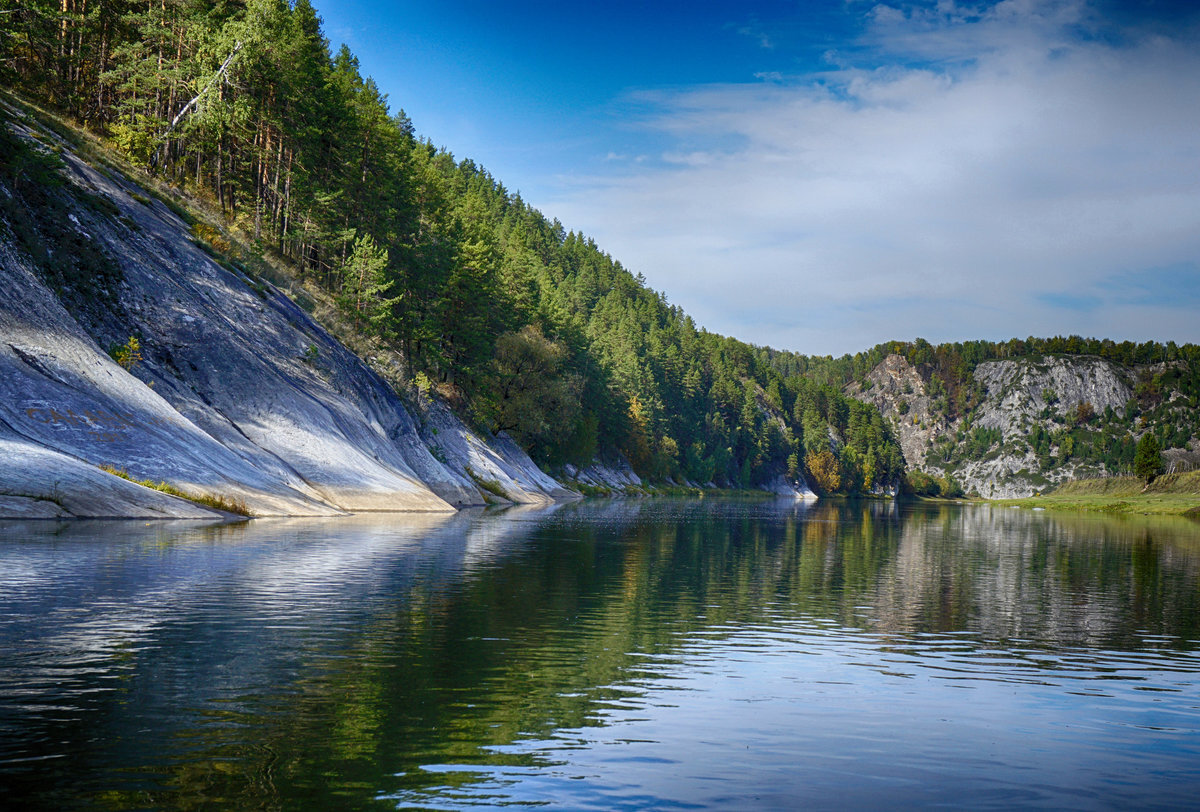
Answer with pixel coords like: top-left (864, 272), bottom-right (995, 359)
top-left (759, 473), bottom-right (819, 499)
top-left (562, 455), bottom-right (644, 492)
top-left (846, 353), bottom-right (945, 469)
top-left (0, 437), bottom-right (230, 519)
top-left (413, 397), bottom-right (577, 505)
top-left (0, 123), bottom-right (572, 518)
top-left (848, 353), bottom-right (1147, 499)
top-left (972, 357), bottom-right (1131, 430)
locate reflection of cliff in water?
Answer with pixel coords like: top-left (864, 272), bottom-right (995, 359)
top-left (866, 504), bottom-right (1200, 647)
top-left (497, 498), bottom-right (1200, 651)
top-left (0, 508), bottom-right (553, 718)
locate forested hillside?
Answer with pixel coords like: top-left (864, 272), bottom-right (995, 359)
top-left (1, 0), bottom-right (905, 493)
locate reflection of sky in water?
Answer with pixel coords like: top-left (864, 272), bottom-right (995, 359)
top-left (400, 617), bottom-right (1200, 810)
top-left (1, 501), bottom-right (1199, 810)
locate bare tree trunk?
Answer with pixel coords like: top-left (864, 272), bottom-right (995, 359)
top-left (151, 41), bottom-right (242, 168)
top-left (216, 135), bottom-right (224, 213)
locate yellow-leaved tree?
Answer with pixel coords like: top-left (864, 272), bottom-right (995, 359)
top-left (808, 449), bottom-right (842, 494)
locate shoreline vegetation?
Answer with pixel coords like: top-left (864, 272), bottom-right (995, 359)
top-left (993, 471), bottom-right (1200, 517)
top-left (580, 477), bottom-right (1200, 519)
top-left (98, 465), bottom-right (252, 517)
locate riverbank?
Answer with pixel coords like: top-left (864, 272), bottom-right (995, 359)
top-left (995, 471), bottom-right (1200, 516)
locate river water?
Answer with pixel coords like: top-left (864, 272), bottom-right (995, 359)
top-left (2, 499), bottom-right (1199, 810)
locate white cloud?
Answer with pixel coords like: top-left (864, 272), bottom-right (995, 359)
top-left (733, 20), bottom-right (774, 50)
top-left (548, 1), bottom-right (1200, 356)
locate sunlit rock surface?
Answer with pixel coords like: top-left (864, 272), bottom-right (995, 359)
top-left (0, 133), bottom-right (571, 517)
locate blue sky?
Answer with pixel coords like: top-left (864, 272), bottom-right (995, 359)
top-left (318, 0), bottom-right (1200, 357)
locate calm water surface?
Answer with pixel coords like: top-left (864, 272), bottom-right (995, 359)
top-left (2, 499), bottom-right (1200, 809)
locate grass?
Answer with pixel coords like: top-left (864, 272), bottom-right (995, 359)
top-left (465, 465), bottom-right (509, 503)
top-left (997, 471), bottom-right (1200, 516)
top-left (100, 465), bottom-right (251, 517)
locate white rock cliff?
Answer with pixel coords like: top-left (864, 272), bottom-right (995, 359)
top-left (0, 135), bottom-right (575, 517)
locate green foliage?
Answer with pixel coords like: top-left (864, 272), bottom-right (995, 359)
top-left (480, 325), bottom-right (582, 463)
top-left (907, 470), bottom-right (939, 496)
top-left (109, 114), bottom-right (156, 166)
top-left (413, 371), bottom-right (433, 399)
top-left (906, 470), bottom-right (964, 498)
top-left (465, 465), bottom-right (508, 502)
top-left (808, 449), bottom-right (841, 494)
top-left (5, 0), bottom-right (912, 493)
top-left (338, 232), bottom-right (395, 334)
top-left (940, 474), bottom-right (965, 499)
top-left (1135, 433), bottom-right (1163, 483)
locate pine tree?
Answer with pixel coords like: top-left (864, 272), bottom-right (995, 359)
top-left (1134, 433), bottom-right (1163, 484)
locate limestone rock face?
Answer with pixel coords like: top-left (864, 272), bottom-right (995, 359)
top-left (0, 438), bottom-right (227, 519)
top-left (759, 474), bottom-right (819, 499)
top-left (563, 455), bottom-right (644, 492)
top-left (413, 398), bottom-right (578, 505)
top-left (0, 133), bottom-right (570, 518)
top-left (846, 354), bottom-right (942, 469)
top-left (849, 353), bottom-right (1139, 499)
top-left (972, 357), bottom-right (1131, 431)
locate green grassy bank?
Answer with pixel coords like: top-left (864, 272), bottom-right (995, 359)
top-left (999, 471), bottom-right (1200, 516)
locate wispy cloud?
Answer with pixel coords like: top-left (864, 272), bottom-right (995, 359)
top-left (550, 1), bottom-right (1200, 355)
top-left (732, 18), bottom-right (774, 50)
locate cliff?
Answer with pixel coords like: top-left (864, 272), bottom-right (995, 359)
top-left (0, 112), bottom-right (575, 518)
top-left (848, 353), bottom-right (1199, 498)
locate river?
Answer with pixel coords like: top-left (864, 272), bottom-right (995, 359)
top-left (2, 499), bottom-right (1199, 809)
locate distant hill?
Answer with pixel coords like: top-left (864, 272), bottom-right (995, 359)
top-left (840, 342), bottom-right (1200, 498)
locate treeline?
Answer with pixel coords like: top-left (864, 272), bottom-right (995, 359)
top-left (765, 336), bottom-right (1200, 420)
top-left (1, 0), bottom-right (904, 492)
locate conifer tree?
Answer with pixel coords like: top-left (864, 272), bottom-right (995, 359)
top-left (1134, 433), bottom-right (1163, 484)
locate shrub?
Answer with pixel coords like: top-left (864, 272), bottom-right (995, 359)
top-left (466, 465), bottom-right (508, 501)
top-left (907, 470), bottom-right (940, 496)
top-left (191, 222), bottom-right (232, 255)
top-left (109, 336), bottom-right (142, 371)
top-left (939, 475), bottom-right (965, 499)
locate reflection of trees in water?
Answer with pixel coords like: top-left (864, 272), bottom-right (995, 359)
top-left (237, 503), bottom-right (1200, 808)
top-left (5, 502), bottom-right (1199, 809)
